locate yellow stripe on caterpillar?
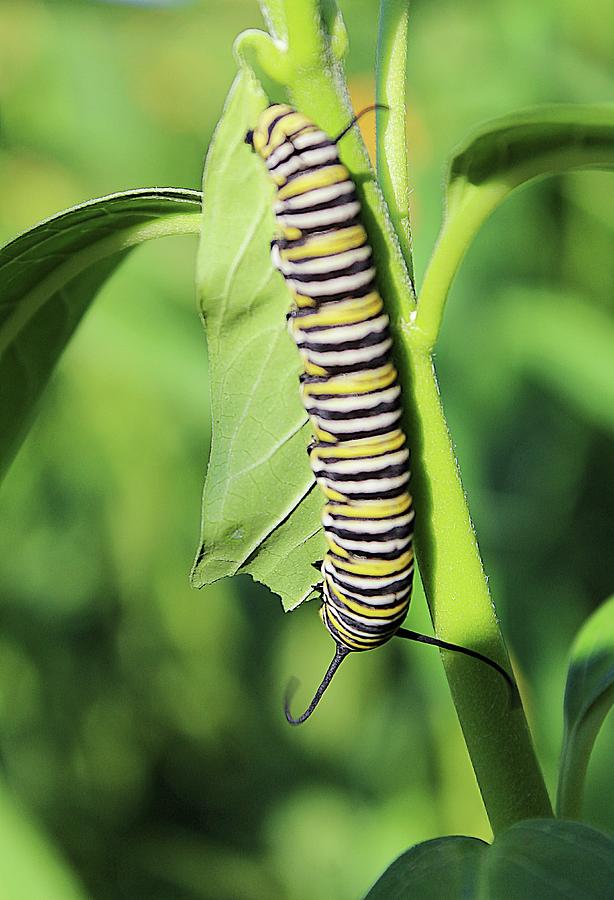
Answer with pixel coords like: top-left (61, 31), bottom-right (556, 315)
top-left (292, 293), bottom-right (383, 329)
top-left (325, 492), bottom-right (412, 519)
top-left (323, 536), bottom-right (351, 558)
top-left (292, 292), bottom-right (318, 309)
top-left (301, 364), bottom-right (397, 398)
top-left (332, 548), bottom-right (414, 577)
top-left (277, 165), bottom-right (350, 200)
top-left (254, 104), bottom-right (292, 139)
top-left (322, 607), bottom-right (379, 650)
top-left (328, 583), bottom-right (409, 619)
top-left (319, 484), bottom-right (348, 501)
top-left (283, 226), bottom-right (302, 240)
top-left (264, 113), bottom-right (314, 157)
top-left (310, 429), bottom-right (406, 459)
top-left (281, 225), bottom-right (367, 259)
top-left (303, 360), bottom-right (328, 376)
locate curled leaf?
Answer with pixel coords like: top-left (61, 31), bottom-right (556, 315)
top-left (0, 188), bottom-right (201, 482)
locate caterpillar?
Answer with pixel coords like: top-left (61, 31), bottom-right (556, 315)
top-left (245, 104), bottom-right (515, 724)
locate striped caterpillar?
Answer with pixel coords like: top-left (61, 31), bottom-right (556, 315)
top-left (246, 104), bottom-right (514, 723)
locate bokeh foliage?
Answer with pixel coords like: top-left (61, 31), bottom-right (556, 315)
top-left (0, 1), bottom-right (613, 898)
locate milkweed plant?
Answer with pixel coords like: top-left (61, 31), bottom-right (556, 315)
top-left (2, 1), bottom-right (614, 896)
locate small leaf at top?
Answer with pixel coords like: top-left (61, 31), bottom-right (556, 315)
top-left (191, 68), bottom-right (325, 610)
top-left (0, 188), bottom-right (202, 483)
top-left (557, 594), bottom-right (614, 817)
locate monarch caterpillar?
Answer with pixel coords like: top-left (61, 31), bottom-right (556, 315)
top-left (245, 104), bottom-right (515, 724)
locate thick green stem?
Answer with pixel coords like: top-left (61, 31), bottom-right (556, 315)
top-left (395, 341), bottom-right (553, 830)
top-left (376, 2), bottom-right (549, 827)
top-left (375, 0), bottom-right (414, 282)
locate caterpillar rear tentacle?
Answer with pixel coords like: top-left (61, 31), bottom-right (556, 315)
top-left (395, 627), bottom-right (519, 707)
top-left (284, 645), bottom-right (350, 725)
top-left (247, 104), bottom-right (517, 724)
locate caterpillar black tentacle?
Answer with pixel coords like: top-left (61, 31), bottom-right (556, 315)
top-left (246, 104), bottom-right (515, 723)
top-left (284, 645), bottom-right (350, 725)
top-left (395, 628), bottom-right (519, 707)
top-left (331, 103), bottom-right (389, 144)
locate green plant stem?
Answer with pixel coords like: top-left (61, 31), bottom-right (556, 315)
top-left (396, 341), bottom-right (553, 830)
top-left (375, 0), bottom-right (414, 283)
top-left (246, 0), bottom-right (552, 833)
top-left (412, 183), bottom-right (505, 351)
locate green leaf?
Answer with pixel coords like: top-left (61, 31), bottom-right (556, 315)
top-left (0, 188), bottom-right (202, 482)
top-left (0, 780), bottom-right (87, 900)
top-left (364, 836), bottom-right (487, 899)
top-left (365, 820), bottom-right (614, 900)
top-left (447, 105), bottom-right (614, 214)
top-left (487, 820), bottom-right (614, 899)
top-left (557, 595), bottom-right (614, 818)
top-left (415, 105), bottom-right (614, 349)
top-left (191, 69), bottom-right (325, 610)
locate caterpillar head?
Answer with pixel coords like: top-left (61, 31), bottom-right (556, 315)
top-left (245, 103), bottom-right (313, 160)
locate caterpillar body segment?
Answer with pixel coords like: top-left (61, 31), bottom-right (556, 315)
top-left (248, 104), bottom-right (414, 685)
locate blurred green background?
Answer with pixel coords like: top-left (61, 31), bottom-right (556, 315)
top-left (1, 0), bottom-right (613, 898)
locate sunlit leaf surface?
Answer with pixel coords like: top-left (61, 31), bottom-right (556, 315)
top-left (191, 70), bottom-right (325, 610)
